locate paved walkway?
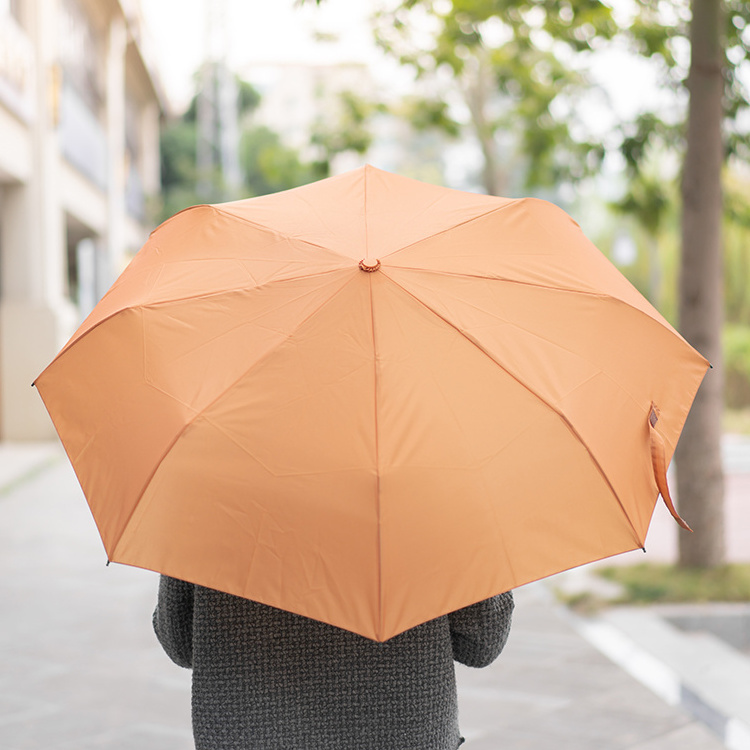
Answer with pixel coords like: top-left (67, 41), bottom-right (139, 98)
top-left (0, 443), bottom-right (743, 749)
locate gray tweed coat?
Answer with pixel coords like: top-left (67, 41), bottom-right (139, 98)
top-left (153, 576), bottom-right (513, 750)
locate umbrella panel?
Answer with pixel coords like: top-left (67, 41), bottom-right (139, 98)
top-left (386, 268), bottom-right (706, 531)
top-left (113, 272), bottom-right (648, 640)
top-left (35, 166), bottom-right (709, 641)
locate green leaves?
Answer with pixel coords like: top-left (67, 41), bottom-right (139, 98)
top-left (240, 126), bottom-right (325, 198)
top-left (310, 90), bottom-right (384, 169)
top-left (619, 112), bottom-right (684, 174)
top-left (157, 72), bottom-right (327, 222)
top-left (375, 0), bottom-right (617, 193)
top-left (397, 97), bottom-right (463, 138)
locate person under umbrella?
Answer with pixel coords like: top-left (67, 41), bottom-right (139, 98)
top-left (35, 166), bottom-right (705, 644)
top-left (35, 165), bottom-right (706, 747)
top-left (154, 576), bottom-right (513, 749)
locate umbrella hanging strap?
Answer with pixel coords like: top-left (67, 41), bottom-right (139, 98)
top-left (648, 404), bottom-right (692, 532)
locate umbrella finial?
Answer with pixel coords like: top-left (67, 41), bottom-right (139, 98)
top-left (359, 258), bottom-right (381, 272)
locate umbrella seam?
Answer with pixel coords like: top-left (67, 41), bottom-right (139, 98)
top-left (109, 272), bottom-right (362, 560)
top-left (42, 260), bottom-right (167, 367)
top-left (427, 374), bottom-right (522, 588)
top-left (384, 270), bottom-right (651, 410)
top-left (369, 187), bottom-right (501, 246)
top-left (148, 203), bottom-right (214, 238)
top-left (141, 283), bottom-right (352, 394)
top-left (364, 163), bottom-right (370, 261)
top-left (152, 189), bottom-right (515, 270)
top-left (379, 200), bottom-right (520, 261)
top-left (380, 272), bottom-right (643, 548)
top-left (156, 203), bottom-right (360, 265)
top-left (151, 206), bottom-right (344, 275)
top-left (211, 204), bottom-right (360, 262)
top-left (365, 165), bottom-right (385, 637)
top-left (366, 271), bottom-right (384, 639)
top-left (216, 189), bottom-right (517, 266)
top-left (387, 266), bottom-right (702, 360)
top-left (45, 269), bottom-right (354, 373)
top-left (136, 268), bottom-right (351, 310)
top-left (152, 207), bottom-right (340, 285)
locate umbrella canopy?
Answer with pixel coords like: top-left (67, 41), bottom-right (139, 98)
top-left (35, 165), bottom-right (708, 641)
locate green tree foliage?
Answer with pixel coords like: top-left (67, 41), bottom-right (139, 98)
top-left (608, 113), bottom-right (681, 314)
top-left (158, 75), bottom-right (271, 220)
top-left (626, 0), bottom-right (750, 148)
top-left (724, 174), bottom-right (750, 326)
top-left (610, 168), bottom-right (676, 311)
top-left (374, 0), bottom-right (617, 194)
top-left (310, 90), bottom-right (384, 174)
top-left (396, 96), bottom-right (462, 138)
top-left (182, 77), bottom-right (262, 124)
top-left (613, 1), bottom-right (750, 225)
top-left (724, 324), bottom-right (750, 408)
top-left (158, 74), bottom-right (358, 222)
top-left (613, 1), bottom-right (750, 412)
top-left (619, 0), bottom-right (750, 176)
top-left (622, 3), bottom-right (750, 363)
top-left (241, 125), bottom-right (326, 197)
top-left (723, 174), bottom-right (750, 408)
top-left (160, 121), bottom-right (200, 204)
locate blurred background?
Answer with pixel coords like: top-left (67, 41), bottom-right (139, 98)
top-left (0, 0), bottom-right (748, 569)
top-left (1, 4), bottom-right (749, 747)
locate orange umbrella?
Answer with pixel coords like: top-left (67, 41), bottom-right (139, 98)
top-left (35, 165), bottom-right (708, 641)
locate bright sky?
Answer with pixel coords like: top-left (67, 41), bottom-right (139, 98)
top-left (139, 0), bottom-right (384, 111)
top-left (139, 0), bottom-right (672, 131)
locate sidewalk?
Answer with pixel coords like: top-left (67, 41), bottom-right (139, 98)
top-left (455, 583), bottom-right (727, 749)
top-left (0, 442), bottom-right (744, 749)
top-left (0, 441), bottom-right (60, 495)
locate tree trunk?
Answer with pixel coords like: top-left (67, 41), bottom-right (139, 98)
top-left (463, 56), bottom-right (504, 196)
top-left (676, 0), bottom-right (725, 568)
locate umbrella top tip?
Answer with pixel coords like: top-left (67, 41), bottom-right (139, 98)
top-left (359, 258), bottom-right (381, 272)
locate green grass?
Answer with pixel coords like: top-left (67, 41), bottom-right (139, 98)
top-left (0, 455), bottom-right (60, 499)
top-left (724, 408), bottom-right (750, 435)
top-left (597, 563), bottom-right (750, 604)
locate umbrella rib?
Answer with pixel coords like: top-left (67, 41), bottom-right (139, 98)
top-left (381, 271), bottom-right (644, 410)
top-left (365, 274), bottom-right (384, 638)
top-left (217, 179), bottom-right (512, 267)
top-left (364, 165), bottom-right (385, 635)
top-left (156, 203), bottom-right (352, 263)
top-left (141, 280), bottom-right (359, 379)
top-left (138, 268), bottom-right (351, 309)
top-left (387, 266), bottom-right (694, 351)
top-left (388, 266), bottom-right (586, 293)
top-left (211, 204), bottom-right (358, 263)
top-left (380, 272), bottom-right (643, 547)
top-left (364, 163), bottom-right (371, 262)
top-left (44, 269), bottom-right (351, 373)
top-left (148, 202), bottom-right (213, 237)
top-left (109, 272), bottom-right (361, 560)
top-left (380, 201), bottom-right (519, 261)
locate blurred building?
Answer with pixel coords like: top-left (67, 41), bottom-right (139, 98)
top-left (0, 0), bottom-right (164, 440)
top-left (246, 61), bottom-right (462, 185)
top-left (247, 61), bottom-right (377, 174)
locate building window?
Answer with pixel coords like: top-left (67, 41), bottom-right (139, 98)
top-left (58, 0), bottom-right (103, 116)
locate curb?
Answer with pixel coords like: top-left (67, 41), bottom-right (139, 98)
top-left (0, 442), bottom-right (62, 496)
top-left (568, 606), bottom-right (750, 750)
